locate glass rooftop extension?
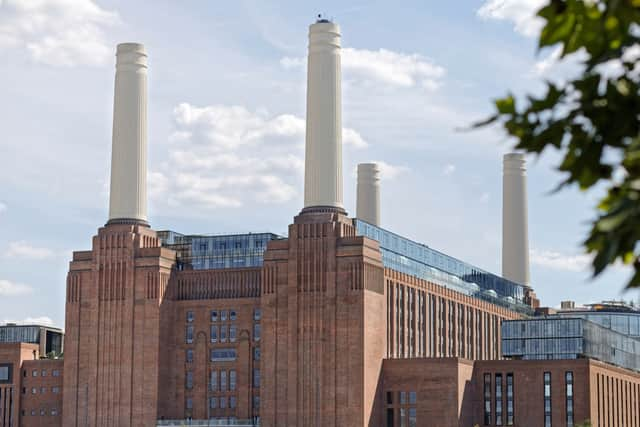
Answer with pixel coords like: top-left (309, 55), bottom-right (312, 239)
top-left (157, 231), bottom-right (284, 270)
top-left (353, 219), bottom-right (532, 314)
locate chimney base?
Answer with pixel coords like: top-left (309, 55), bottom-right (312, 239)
top-left (105, 218), bottom-right (150, 227)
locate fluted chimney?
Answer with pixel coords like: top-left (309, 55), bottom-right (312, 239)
top-left (502, 153), bottom-right (530, 286)
top-left (356, 163), bottom-right (381, 226)
top-left (107, 43), bottom-right (148, 225)
top-left (303, 19), bottom-right (344, 211)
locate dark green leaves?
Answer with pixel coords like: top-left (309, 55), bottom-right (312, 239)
top-left (479, 0), bottom-right (640, 288)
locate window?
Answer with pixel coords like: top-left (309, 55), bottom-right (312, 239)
top-left (387, 391), bottom-right (393, 405)
top-left (51, 408), bottom-right (58, 416)
top-left (211, 310), bottom-right (218, 322)
top-left (400, 408), bottom-right (406, 427)
top-left (221, 310), bottom-right (228, 321)
top-left (253, 369), bottom-right (260, 388)
top-left (41, 370), bottom-right (46, 376)
top-left (40, 387), bottom-right (46, 394)
top-left (40, 409), bottom-right (45, 416)
top-left (52, 369), bottom-right (60, 377)
top-left (220, 325), bottom-right (228, 342)
top-left (31, 410), bottom-right (35, 416)
top-left (0, 365), bottom-right (10, 382)
top-left (52, 387), bottom-right (60, 394)
top-left (210, 397), bottom-right (217, 409)
top-left (230, 370), bottom-right (237, 391)
top-left (32, 370), bottom-right (38, 377)
top-left (544, 372), bottom-right (551, 427)
top-left (254, 308), bottom-right (262, 321)
top-left (221, 370), bottom-right (227, 392)
top-left (253, 395), bottom-right (260, 410)
top-left (230, 310), bottom-right (237, 321)
top-left (211, 349), bottom-right (237, 362)
top-left (230, 325), bottom-right (237, 342)
top-left (186, 311), bottom-right (194, 323)
top-left (32, 387), bottom-right (37, 394)
top-left (387, 409), bottom-right (394, 427)
top-left (484, 373), bottom-right (491, 426)
top-left (186, 371), bottom-right (193, 390)
top-left (408, 408), bottom-right (417, 427)
top-left (254, 323), bottom-right (261, 341)
top-left (220, 396), bottom-right (228, 409)
top-left (186, 349), bottom-right (193, 363)
top-left (186, 398), bottom-right (193, 410)
top-left (186, 325), bottom-right (194, 344)
top-left (210, 371), bottom-right (218, 391)
top-left (409, 391), bottom-right (416, 405)
top-left (566, 371), bottom-right (574, 427)
top-left (254, 347), bottom-right (261, 361)
top-left (506, 373), bottom-right (514, 425)
top-left (496, 374), bottom-right (503, 425)
top-left (230, 396), bottom-right (237, 409)
top-left (211, 325), bottom-right (218, 343)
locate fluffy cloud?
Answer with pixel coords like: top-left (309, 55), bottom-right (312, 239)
top-left (374, 161), bottom-right (410, 180)
top-left (0, 279), bottom-right (32, 296)
top-left (477, 0), bottom-right (546, 37)
top-left (4, 241), bottom-right (55, 259)
top-left (530, 248), bottom-right (592, 272)
top-left (281, 47), bottom-right (445, 90)
top-left (0, 0), bottom-right (119, 66)
top-left (150, 103), bottom-right (368, 211)
top-left (443, 164), bottom-right (456, 176)
top-left (2, 316), bottom-right (54, 326)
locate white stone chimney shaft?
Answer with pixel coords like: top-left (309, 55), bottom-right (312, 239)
top-left (108, 43), bottom-right (148, 224)
top-left (502, 153), bottom-right (530, 286)
top-left (357, 163), bottom-right (381, 226)
top-left (303, 21), bottom-right (343, 209)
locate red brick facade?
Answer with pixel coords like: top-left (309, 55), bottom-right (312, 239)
top-left (0, 211), bottom-right (616, 426)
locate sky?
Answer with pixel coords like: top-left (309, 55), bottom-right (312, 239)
top-left (0, 0), bottom-right (635, 328)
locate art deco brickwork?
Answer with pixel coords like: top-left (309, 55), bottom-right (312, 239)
top-left (260, 209), bottom-right (385, 427)
top-left (63, 224), bottom-right (175, 427)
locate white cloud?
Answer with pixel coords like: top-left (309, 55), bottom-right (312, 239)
top-left (0, 279), bottom-right (32, 296)
top-left (4, 241), bottom-right (55, 259)
top-left (0, 202), bottom-right (6, 213)
top-left (374, 161), bottom-right (409, 180)
top-left (477, 0), bottom-right (546, 37)
top-left (281, 47), bottom-right (446, 90)
top-left (2, 316), bottom-right (54, 326)
top-left (0, 0), bottom-right (119, 66)
top-left (530, 248), bottom-right (592, 272)
top-left (443, 163), bottom-right (456, 176)
top-left (150, 103), bottom-right (367, 211)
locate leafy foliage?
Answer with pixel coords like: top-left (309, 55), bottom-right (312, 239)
top-left (479, 0), bottom-right (640, 288)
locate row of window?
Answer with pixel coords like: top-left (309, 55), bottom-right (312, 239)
top-left (185, 396), bottom-right (260, 412)
top-left (186, 309), bottom-right (262, 323)
top-left (209, 370), bottom-right (237, 392)
top-left (483, 371), bottom-right (574, 427)
top-left (185, 347), bottom-right (260, 363)
top-left (22, 386), bottom-right (61, 394)
top-left (185, 324), bottom-right (261, 344)
top-left (484, 373), bottom-right (514, 426)
top-left (386, 391), bottom-right (416, 406)
top-left (24, 369), bottom-right (61, 377)
top-left (21, 408), bottom-right (59, 416)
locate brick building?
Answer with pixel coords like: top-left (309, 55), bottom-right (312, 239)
top-left (4, 17), bottom-right (640, 427)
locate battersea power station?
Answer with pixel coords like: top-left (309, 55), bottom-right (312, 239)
top-left (5, 18), bottom-right (640, 427)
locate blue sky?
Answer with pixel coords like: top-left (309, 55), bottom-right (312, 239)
top-left (0, 0), bottom-right (634, 328)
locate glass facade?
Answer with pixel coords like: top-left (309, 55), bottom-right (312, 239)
top-left (157, 231), bottom-right (284, 270)
top-left (502, 317), bottom-right (640, 372)
top-left (0, 325), bottom-right (63, 354)
top-left (354, 219), bottom-right (531, 314)
top-left (556, 310), bottom-right (640, 337)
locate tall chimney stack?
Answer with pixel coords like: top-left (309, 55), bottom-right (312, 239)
top-left (303, 19), bottom-right (344, 211)
top-left (107, 43), bottom-right (148, 225)
top-left (502, 152), bottom-right (530, 286)
top-left (356, 163), bottom-right (381, 226)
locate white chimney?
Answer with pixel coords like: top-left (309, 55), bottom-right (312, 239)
top-left (502, 153), bottom-right (530, 286)
top-left (356, 163), bottom-right (381, 226)
top-left (107, 43), bottom-right (148, 225)
top-left (303, 19), bottom-right (343, 211)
